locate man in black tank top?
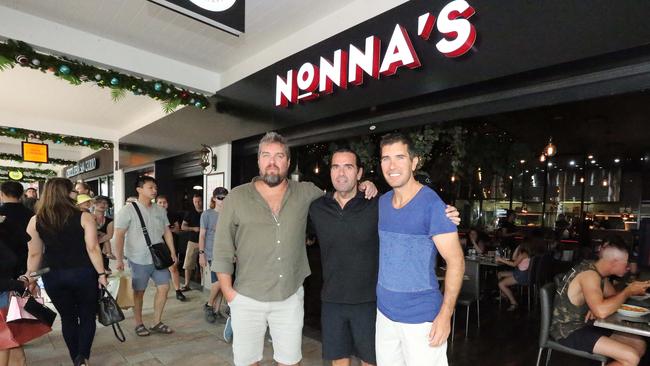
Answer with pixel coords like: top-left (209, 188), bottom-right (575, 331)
top-left (550, 239), bottom-right (650, 365)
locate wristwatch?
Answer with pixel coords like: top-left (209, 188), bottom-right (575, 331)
top-left (199, 250), bottom-right (205, 254)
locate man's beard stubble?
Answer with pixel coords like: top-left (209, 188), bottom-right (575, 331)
top-left (261, 172), bottom-right (285, 187)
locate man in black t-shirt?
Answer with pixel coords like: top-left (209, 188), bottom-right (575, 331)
top-left (0, 181), bottom-right (34, 278)
top-left (309, 149), bottom-right (460, 366)
top-left (498, 210), bottom-right (519, 251)
top-left (181, 193), bottom-right (203, 291)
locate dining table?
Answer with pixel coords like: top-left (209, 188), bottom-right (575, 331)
top-left (593, 296), bottom-right (650, 337)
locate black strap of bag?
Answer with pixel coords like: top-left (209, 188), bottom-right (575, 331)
top-left (131, 202), bottom-right (154, 247)
top-left (130, 202), bottom-right (174, 270)
top-left (98, 286), bottom-right (126, 342)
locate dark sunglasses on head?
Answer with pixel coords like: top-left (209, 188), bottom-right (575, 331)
top-left (216, 196), bottom-right (227, 200)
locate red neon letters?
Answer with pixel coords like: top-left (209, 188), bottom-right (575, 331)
top-left (275, 0), bottom-right (476, 107)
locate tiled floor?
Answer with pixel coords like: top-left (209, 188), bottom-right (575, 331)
top-left (24, 282), bottom-right (329, 366)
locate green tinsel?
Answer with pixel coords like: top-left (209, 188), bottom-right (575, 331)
top-left (0, 152), bottom-right (76, 166)
top-left (0, 126), bottom-right (113, 151)
top-left (0, 39), bottom-right (210, 112)
top-left (0, 166), bottom-right (57, 177)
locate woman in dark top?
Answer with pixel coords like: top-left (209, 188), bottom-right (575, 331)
top-left (23, 178), bottom-right (107, 366)
top-left (93, 196), bottom-right (114, 274)
top-left (0, 238), bottom-right (29, 366)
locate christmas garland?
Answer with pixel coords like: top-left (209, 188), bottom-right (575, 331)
top-left (0, 152), bottom-right (76, 166)
top-left (1, 126), bottom-right (113, 150)
top-left (0, 39), bottom-right (210, 112)
top-left (0, 166), bottom-right (57, 177)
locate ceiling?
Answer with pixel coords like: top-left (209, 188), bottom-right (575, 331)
top-left (0, 0), bottom-right (407, 170)
top-left (0, 0), bottom-right (389, 85)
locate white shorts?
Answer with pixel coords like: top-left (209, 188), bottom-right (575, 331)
top-left (229, 287), bottom-right (304, 366)
top-left (375, 310), bottom-right (448, 366)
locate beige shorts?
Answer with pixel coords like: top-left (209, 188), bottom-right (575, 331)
top-left (375, 310), bottom-right (448, 366)
top-left (229, 287), bottom-right (304, 366)
top-left (183, 241), bottom-right (199, 270)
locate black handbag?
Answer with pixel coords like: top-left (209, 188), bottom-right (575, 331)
top-left (97, 286), bottom-right (126, 342)
top-left (23, 295), bottom-right (57, 327)
top-left (131, 202), bottom-right (174, 270)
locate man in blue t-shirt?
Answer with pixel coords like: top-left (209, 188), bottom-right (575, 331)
top-left (376, 133), bottom-right (464, 366)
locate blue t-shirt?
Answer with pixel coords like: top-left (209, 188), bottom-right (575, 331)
top-left (200, 209), bottom-right (219, 260)
top-left (377, 186), bottom-right (457, 323)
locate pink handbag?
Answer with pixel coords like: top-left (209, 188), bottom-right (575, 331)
top-left (6, 294), bottom-right (44, 323)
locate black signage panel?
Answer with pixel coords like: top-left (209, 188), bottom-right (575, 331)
top-left (216, 0), bottom-right (650, 125)
top-left (149, 0), bottom-right (244, 35)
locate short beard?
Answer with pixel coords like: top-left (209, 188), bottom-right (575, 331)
top-left (261, 173), bottom-right (285, 187)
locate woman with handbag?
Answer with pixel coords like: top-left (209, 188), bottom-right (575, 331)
top-left (0, 238), bottom-right (29, 366)
top-left (23, 178), bottom-right (108, 366)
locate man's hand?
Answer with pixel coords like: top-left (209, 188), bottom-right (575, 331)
top-left (584, 310), bottom-right (596, 322)
top-left (116, 259), bottom-right (125, 271)
top-left (445, 205), bottom-right (461, 226)
top-left (358, 180), bottom-right (378, 199)
top-left (625, 281), bottom-right (650, 297)
top-left (199, 254), bottom-right (207, 268)
top-left (428, 313), bottom-right (452, 347)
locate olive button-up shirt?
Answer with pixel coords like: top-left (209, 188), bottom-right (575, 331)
top-left (211, 178), bottom-right (323, 302)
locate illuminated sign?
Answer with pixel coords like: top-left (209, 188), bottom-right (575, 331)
top-left (8, 170), bottom-right (23, 181)
top-left (148, 0), bottom-right (244, 35)
top-left (22, 142), bottom-right (49, 163)
top-left (275, 0), bottom-right (476, 108)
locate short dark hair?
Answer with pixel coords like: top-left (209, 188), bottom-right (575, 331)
top-left (192, 193), bottom-right (202, 199)
top-left (156, 194), bottom-right (168, 202)
top-left (135, 176), bottom-right (157, 190)
top-left (330, 147), bottom-right (362, 169)
top-left (603, 235), bottom-right (628, 252)
top-left (25, 187), bottom-right (37, 193)
top-left (379, 132), bottom-right (416, 158)
top-left (1, 181), bottom-right (24, 198)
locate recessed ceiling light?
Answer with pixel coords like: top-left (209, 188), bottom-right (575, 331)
top-left (614, 158), bottom-right (620, 163)
top-left (569, 160), bottom-right (575, 166)
top-left (193, 185), bottom-right (203, 190)
top-left (590, 159), bottom-right (596, 164)
top-left (369, 125), bottom-right (376, 131)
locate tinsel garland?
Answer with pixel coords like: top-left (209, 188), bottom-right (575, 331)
top-left (0, 166), bottom-right (57, 177)
top-left (0, 39), bottom-right (210, 112)
top-left (1, 126), bottom-right (113, 150)
top-left (0, 152), bottom-right (75, 165)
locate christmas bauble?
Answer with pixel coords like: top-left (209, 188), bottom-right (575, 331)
top-left (31, 59), bottom-right (40, 66)
top-left (154, 83), bottom-right (163, 92)
top-left (15, 55), bottom-right (28, 65)
top-left (94, 74), bottom-right (102, 81)
top-left (110, 77), bottom-right (119, 86)
top-left (58, 65), bottom-right (71, 74)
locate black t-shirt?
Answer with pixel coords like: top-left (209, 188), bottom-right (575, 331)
top-left (308, 191), bottom-right (379, 304)
top-left (183, 209), bottom-right (202, 243)
top-left (0, 202), bottom-right (34, 277)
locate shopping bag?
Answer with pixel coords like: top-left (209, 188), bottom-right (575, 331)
top-left (106, 276), bottom-right (121, 300)
top-left (7, 294), bottom-right (42, 322)
top-left (116, 276), bottom-right (134, 310)
top-left (0, 308), bottom-right (51, 348)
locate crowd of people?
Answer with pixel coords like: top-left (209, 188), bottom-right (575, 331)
top-left (1, 131), bottom-right (649, 366)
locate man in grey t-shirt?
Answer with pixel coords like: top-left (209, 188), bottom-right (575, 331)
top-left (114, 176), bottom-right (177, 336)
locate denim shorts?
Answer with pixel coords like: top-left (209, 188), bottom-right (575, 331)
top-left (129, 261), bottom-right (171, 291)
top-left (513, 269), bottom-right (529, 285)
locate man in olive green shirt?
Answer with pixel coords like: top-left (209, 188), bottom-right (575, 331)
top-left (212, 132), bottom-right (377, 366)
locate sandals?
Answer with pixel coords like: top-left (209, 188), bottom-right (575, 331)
top-left (135, 324), bottom-right (151, 336)
top-left (507, 303), bottom-right (519, 312)
top-left (179, 285), bottom-right (192, 292)
top-left (150, 322), bottom-right (174, 334)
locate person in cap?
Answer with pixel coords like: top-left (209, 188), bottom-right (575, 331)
top-left (93, 196), bottom-right (114, 274)
top-left (199, 187), bottom-right (229, 323)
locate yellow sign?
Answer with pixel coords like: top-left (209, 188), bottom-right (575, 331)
top-left (8, 170), bottom-right (23, 180)
top-left (22, 142), bottom-right (49, 163)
